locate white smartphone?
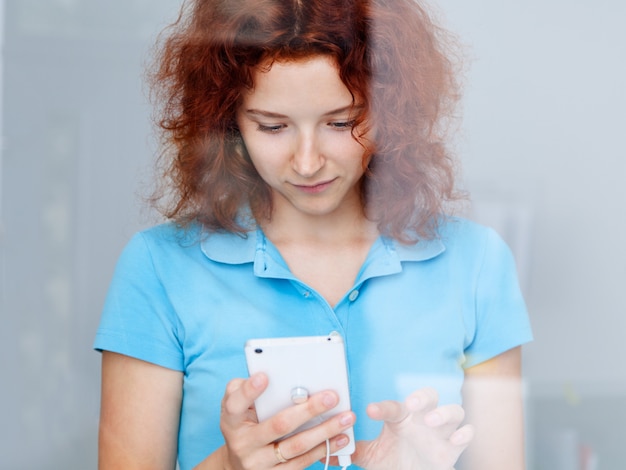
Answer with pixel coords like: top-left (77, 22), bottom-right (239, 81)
top-left (244, 332), bottom-right (355, 458)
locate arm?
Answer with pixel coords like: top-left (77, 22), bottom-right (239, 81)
top-left (98, 351), bottom-right (183, 469)
top-left (99, 351), bottom-right (354, 470)
top-left (460, 346), bottom-right (526, 470)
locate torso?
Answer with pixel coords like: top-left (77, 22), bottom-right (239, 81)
top-left (95, 219), bottom-right (533, 470)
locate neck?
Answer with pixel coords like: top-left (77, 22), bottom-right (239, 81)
top-left (260, 199), bottom-right (378, 246)
top-left (258, 198), bottom-right (380, 307)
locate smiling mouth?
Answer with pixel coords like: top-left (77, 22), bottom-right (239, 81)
top-left (293, 179), bottom-right (336, 194)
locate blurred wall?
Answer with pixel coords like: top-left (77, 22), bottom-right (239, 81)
top-left (1, 1), bottom-right (624, 468)
top-left (0, 1), bottom-right (178, 468)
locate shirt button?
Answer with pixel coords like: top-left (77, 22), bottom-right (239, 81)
top-left (303, 291), bottom-right (311, 298)
top-left (348, 290), bottom-right (359, 302)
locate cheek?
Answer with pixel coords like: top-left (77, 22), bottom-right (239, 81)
top-left (246, 147), bottom-right (281, 182)
top-left (239, 131), bottom-right (268, 170)
top-left (340, 139), bottom-right (370, 171)
top-left (244, 135), bottom-right (291, 173)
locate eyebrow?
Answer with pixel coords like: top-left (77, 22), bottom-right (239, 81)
top-left (244, 104), bottom-right (363, 119)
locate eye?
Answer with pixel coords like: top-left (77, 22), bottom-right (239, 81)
top-left (257, 123), bottom-right (285, 133)
top-left (329, 120), bottom-right (355, 130)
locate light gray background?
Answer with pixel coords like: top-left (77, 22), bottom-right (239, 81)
top-left (1, 1), bottom-right (624, 468)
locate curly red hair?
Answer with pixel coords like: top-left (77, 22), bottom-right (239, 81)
top-left (149, 0), bottom-right (463, 241)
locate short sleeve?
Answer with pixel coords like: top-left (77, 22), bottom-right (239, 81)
top-left (463, 228), bottom-right (533, 368)
top-left (93, 232), bottom-right (184, 371)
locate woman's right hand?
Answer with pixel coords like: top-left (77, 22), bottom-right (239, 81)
top-left (217, 373), bottom-right (355, 470)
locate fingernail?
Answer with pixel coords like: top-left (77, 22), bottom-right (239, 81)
top-left (251, 374), bottom-right (264, 389)
top-left (323, 393), bottom-right (338, 408)
top-left (336, 436), bottom-right (349, 447)
top-left (339, 413), bottom-right (354, 426)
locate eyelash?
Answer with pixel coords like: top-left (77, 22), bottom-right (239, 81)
top-left (257, 124), bottom-right (284, 133)
top-left (256, 121), bottom-right (355, 133)
top-left (330, 120), bottom-right (355, 130)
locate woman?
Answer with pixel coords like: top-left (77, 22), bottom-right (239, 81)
top-left (95, 0), bottom-right (533, 468)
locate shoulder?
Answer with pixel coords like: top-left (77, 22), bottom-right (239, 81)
top-left (429, 217), bottom-right (520, 281)
top-left (127, 222), bottom-right (258, 267)
top-left (111, 222), bottom-right (206, 277)
top-left (438, 216), bottom-right (496, 243)
top-left (387, 217), bottom-right (515, 286)
top-left (135, 221), bottom-right (202, 247)
top-left (390, 217), bottom-right (504, 263)
top-left (432, 216), bottom-right (505, 258)
top-left (125, 221), bottom-right (213, 257)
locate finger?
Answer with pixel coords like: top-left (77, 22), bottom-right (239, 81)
top-left (449, 424), bottom-right (475, 447)
top-left (367, 388), bottom-right (439, 423)
top-left (224, 377), bottom-right (245, 394)
top-left (366, 399), bottom-right (407, 423)
top-left (430, 424), bottom-right (475, 469)
top-left (281, 433), bottom-right (352, 469)
top-left (259, 390), bottom-right (340, 442)
top-left (405, 387), bottom-right (440, 414)
top-left (277, 410), bottom-right (354, 460)
top-left (221, 373), bottom-right (268, 422)
top-left (366, 387), bottom-right (439, 423)
top-left (423, 404), bottom-right (465, 428)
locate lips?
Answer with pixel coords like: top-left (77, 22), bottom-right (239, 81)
top-left (292, 179), bottom-right (336, 194)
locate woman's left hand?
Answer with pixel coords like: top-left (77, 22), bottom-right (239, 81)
top-left (351, 387), bottom-right (474, 470)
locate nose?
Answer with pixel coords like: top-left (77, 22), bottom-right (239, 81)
top-left (292, 131), bottom-right (324, 178)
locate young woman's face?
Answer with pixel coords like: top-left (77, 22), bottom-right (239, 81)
top-left (236, 55), bottom-right (371, 221)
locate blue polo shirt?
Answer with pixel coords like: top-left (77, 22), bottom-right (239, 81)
top-left (94, 218), bottom-right (532, 470)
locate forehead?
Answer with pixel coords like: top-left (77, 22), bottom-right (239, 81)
top-left (241, 55), bottom-right (355, 112)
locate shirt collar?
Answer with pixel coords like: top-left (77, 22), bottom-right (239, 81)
top-left (383, 236), bottom-right (445, 262)
top-left (200, 229), bottom-right (258, 264)
top-left (200, 228), bottom-right (445, 265)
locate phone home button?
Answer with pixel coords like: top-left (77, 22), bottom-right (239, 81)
top-left (291, 387), bottom-right (309, 404)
